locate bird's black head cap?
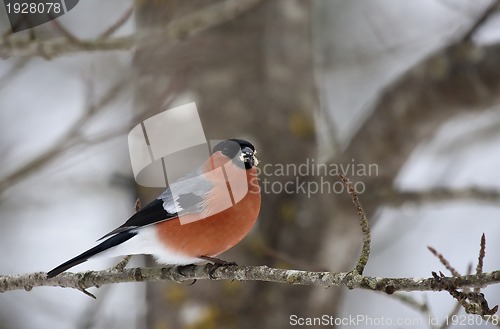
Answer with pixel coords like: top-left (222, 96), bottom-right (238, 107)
top-left (212, 139), bottom-right (259, 169)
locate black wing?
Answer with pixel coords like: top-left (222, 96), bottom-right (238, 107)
top-left (97, 198), bottom-right (177, 240)
top-left (99, 170), bottom-right (212, 240)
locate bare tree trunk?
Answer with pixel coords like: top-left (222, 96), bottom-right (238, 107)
top-left (133, 0), bottom-right (500, 326)
top-left (133, 1), bottom-right (340, 328)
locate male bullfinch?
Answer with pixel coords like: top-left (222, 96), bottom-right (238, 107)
top-left (47, 139), bottom-right (261, 278)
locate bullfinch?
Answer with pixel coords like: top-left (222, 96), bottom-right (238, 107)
top-left (47, 139), bottom-right (261, 278)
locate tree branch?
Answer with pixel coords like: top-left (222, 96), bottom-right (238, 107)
top-left (339, 174), bottom-right (371, 275)
top-left (380, 187), bottom-right (500, 206)
top-left (97, 5), bottom-right (134, 40)
top-left (1, 266), bottom-right (500, 295)
top-left (460, 0), bottom-right (500, 42)
top-left (0, 0), bottom-right (263, 58)
top-left (429, 236), bottom-right (498, 316)
top-left (0, 78), bottom-right (127, 194)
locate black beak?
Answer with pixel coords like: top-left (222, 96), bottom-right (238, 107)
top-left (241, 147), bottom-right (258, 168)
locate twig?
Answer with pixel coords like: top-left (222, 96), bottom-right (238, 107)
top-left (381, 188), bottom-right (500, 206)
top-left (391, 293), bottom-right (441, 329)
top-left (427, 246), bottom-right (461, 277)
top-left (51, 19), bottom-right (84, 46)
top-left (110, 199), bottom-right (141, 272)
top-left (0, 78), bottom-right (127, 194)
top-left (112, 256), bottom-right (132, 272)
top-left (476, 233), bottom-right (486, 276)
top-left (97, 5), bottom-right (134, 40)
top-left (75, 285), bottom-right (111, 329)
top-left (439, 300), bottom-right (462, 329)
top-left (429, 239), bottom-right (499, 317)
top-left (0, 0), bottom-right (264, 58)
top-left (392, 292), bottom-right (430, 314)
top-left (439, 264), bottom-right (471, 329)
top-left (394, 265), bottom-right (473, 329)
top-left (461, 0), bottom-right (500, 42)
top-left (78, 287), bottom-right (96, 299)
top-left (0, 62), bottom-right (186, 195)
top-left (338, 174), bottom-right (371, 275)
top-left (474, 233), bottom-right (487, 295)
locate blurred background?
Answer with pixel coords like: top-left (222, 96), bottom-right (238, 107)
top-left (1, 0), bottom-right (500, 328)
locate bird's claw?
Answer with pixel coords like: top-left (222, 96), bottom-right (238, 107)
top-left (175, 264), bottom-right (198, 285)
top-left (176, 264), bottom-right (197, 276)
top-left (199, 256), bottom-right (237, 279)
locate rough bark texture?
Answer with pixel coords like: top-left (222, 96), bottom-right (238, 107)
top-left (2, 266), bottom-right (500, 294)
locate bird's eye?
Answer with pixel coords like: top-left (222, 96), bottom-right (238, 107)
top-left (222, 147), bottom-right (229, 155)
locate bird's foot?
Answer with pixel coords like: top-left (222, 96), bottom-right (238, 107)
top-left (199, 256), bottom-right (237, 279)
top-left (175, 264), bottom-right (198, 285)
top-left (176, 264), bottom-right (197, 276)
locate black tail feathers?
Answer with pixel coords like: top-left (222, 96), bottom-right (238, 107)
top-left (46, 231), bottom-right (137, 278)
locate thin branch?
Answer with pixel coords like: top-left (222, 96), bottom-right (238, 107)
top-left (474, 233), bottom-right (487, 295)
top-left (78, 287), bottom-right (96, 299)
top-left (0, 78), bottom-right (127, 194)
top-left (477, 233), bottom-right (486, 276)
top-left (0, 62), bottom-right (186, 195)
top-left (110, 199), bottom-right (140, 272)
top-left (1, 266), bottom-right (500, 295)
top-left (461, 0), bottom-right (500, 42)
top-left (0, 0), bottom-right (264, 58)
top-left (429, 240), bottom-right (499, 317)
top-left (381, 188), bottom-right (500, 207)
top-left (391, 293), bottom-right (441, 329)
top-left (76, 284), bottom-right (111, 329)
top-left (439, 301), bottom-right (462, 329)
top-left (439, 264), bottom-right (472, 329)
top-left (427, 246), bottom-right (461, 277)
top-left (391, 292), bottom-right (430, 314)
top-left (339, 174), bottom-right (371, 275)
top-left (432, 271), bottom-right (498, 315)
top-left (393, 266), bottom-right (474, 329)
top-left (97, 5), bottom-right (134, 40)
top-left (51, 19), bottom-right (85, 46)
top-left (112, 256), bottom-right (132, 272)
